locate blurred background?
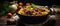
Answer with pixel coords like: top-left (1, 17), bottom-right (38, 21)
top-left (0, 0), bottom-right (60, 26)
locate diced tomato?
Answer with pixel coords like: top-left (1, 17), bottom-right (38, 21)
top-left (7, 13), bottom-right (12, 17)
top-left (19, 2), bottom-right (23, 6)
top-left (24, 9), bottom-right (26, 12)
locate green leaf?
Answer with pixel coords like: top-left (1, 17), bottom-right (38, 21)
top-left (31, 3), bottom-right (36, 6)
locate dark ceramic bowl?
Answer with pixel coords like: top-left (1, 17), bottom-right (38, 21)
top-left (16, 5), bottom-right (52, 24)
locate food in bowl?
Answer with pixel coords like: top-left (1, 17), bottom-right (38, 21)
top-left (18, 3), bottom-right (50, 16)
